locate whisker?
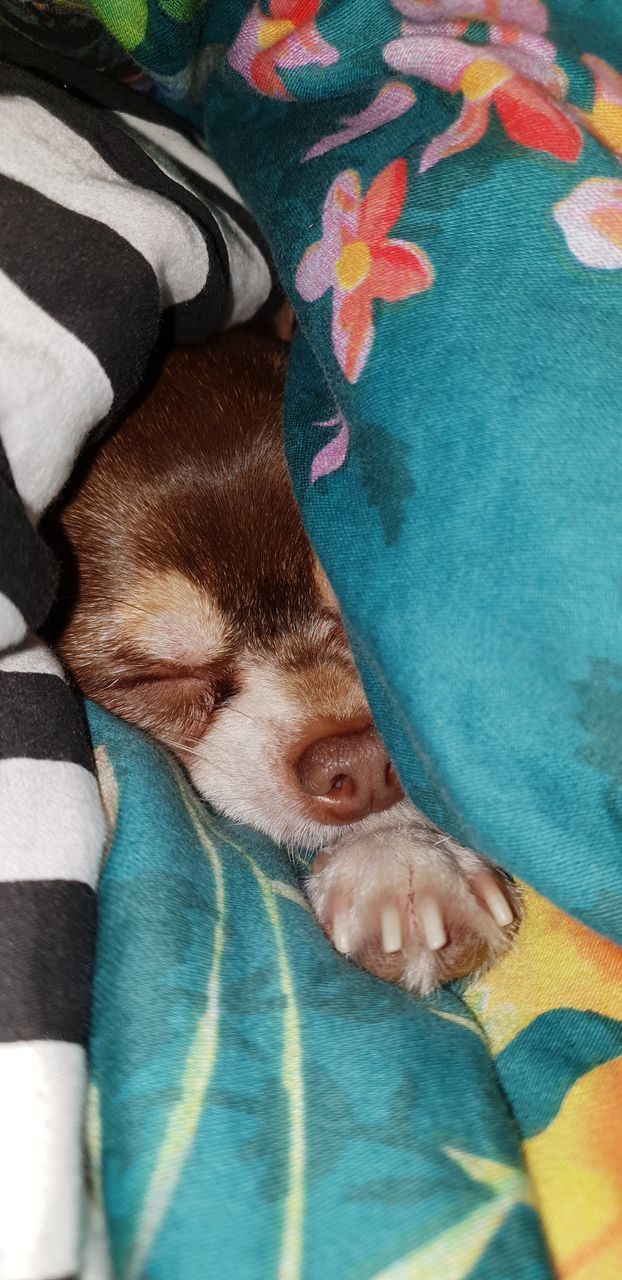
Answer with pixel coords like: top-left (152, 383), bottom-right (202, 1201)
top-left (161, 738), bottom-right (245, 785)
top-left (217, 703), bottom-right (258, 725)
top-left (163, 739), bottom-right (208, 761)
top-left (104, 600), bottom-right (161, 620)
top-left (179, 701), bottom-right (260, 732)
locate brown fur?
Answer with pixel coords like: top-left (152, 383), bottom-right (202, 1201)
top-left (50, 330), bottom-right (361, 751)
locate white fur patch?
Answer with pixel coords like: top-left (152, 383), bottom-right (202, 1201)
top-left (185, 656), bottom-right (329, 847)
top-left (183, 651), bottom-right (370, 849)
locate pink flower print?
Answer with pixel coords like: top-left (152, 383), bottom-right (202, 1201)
top-left (296, 159), bottom-right (434, 383)
top-left (303, 83), bottom-right (417, 161)
top-left (310, 414), bottom-right (349, 482)
top-left (228, 0), bottom-right (339, 100)
top-left (391, 0), bottom-right (548, 34)
top-left (553, 179), bottom-right (622, 269)
top-left (384, 1), bottom-right (583, 171)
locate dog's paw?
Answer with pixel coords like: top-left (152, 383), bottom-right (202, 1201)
top-left (306, 812), bottom-right (521, 995)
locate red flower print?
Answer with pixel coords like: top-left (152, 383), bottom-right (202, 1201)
top-left (296, 160), bottom-right (434, 382)
top-left (229, 0), bottom-right (339, 100)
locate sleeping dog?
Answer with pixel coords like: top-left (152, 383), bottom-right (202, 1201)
top-left (51, 327), bottom-right (520, 994)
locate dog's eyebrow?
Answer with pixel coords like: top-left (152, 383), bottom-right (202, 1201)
top-left (115, 570), bottom-right (232, 665)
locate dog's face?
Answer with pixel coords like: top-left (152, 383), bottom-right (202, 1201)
top-left (53, 329), bottom-right (402, 848)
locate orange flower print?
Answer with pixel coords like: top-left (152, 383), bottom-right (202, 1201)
top-left (228, 0), bottom-right (338, 100)
top-left (580, 54), bottom-right (622, 159)
top-left (384, 0), bottom-right (583, 171)
top-left (296, 160), bottom-right (434, 383)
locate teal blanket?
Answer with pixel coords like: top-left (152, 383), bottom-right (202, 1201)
top-left (203, 0), bottom-right (622, 942)
top-left (88, 705), bottom-right (550, 1279)
top-left (87, 703), bottom-right (622, 1279)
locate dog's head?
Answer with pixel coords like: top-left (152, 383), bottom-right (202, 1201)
top-left (53, 329), bottom-right (402, 847)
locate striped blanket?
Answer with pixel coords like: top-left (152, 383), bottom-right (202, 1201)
top-left (0, 31), bottom-right (273, 1279)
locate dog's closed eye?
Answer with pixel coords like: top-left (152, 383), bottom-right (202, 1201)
top-left (212, 675), bottom-right (241, 709)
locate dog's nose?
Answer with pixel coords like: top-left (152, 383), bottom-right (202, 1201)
top-left (296, 726), bottom-right (403, 823)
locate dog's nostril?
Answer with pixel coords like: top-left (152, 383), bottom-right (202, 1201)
top-left (328, 772), bottom-right (356, 800)
top-left (296, 725), bottom-right (403, 821)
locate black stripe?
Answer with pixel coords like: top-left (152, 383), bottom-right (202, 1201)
top-left (0, 435), bottom-right (15, 491)
top-left (0, 171), bottom-right (160, 408)
top-left (0, 61), bottom-right (230, 338)
top-left (0, 475), bottom-right (59, 630)
top-left (0, 881), bottom-right (95, 1044)
top-left (0, 25), bottom-right (199, 140)
top-left (174, 156), bottom-right (278, 279)
top-left (0, 672), bottom-right (94, 770)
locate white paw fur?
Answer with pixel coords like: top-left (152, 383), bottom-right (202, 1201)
top-left (306, 801), bottom-right (521, 995)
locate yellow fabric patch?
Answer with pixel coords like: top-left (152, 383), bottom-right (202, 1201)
top-left (465, 886), bottom-right (622, 1055)
top-left (588, 99), bottom-right (622, 155)
top-left (460, 59), bottom-right (512, 101)
top-left (466, 889), bottom-right (622, 1279)
top-left (524, 1059), bottom-right (622, 1279)
top-left (590, 205), bottom-right (622, 249)
top-left (257, 18), bottom-right (295, 50)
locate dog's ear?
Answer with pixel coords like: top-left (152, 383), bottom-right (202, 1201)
top-left (271, 299), bottom-right (296, 343)
top-left (247, 297), bottom-right (296, 344)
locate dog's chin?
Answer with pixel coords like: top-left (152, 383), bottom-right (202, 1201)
top-left (188, 758), bottom-right (410, 855)
top-left (189, 769), bottom-right (348, 852)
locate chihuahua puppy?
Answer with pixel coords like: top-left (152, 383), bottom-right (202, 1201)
top-left (51, 328), bottom-right (520, 994)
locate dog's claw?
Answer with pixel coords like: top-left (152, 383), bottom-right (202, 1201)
top-left (419, 894), bottom-right (447, 950)
top-left (476, 872), bottom-right (514, 926)
top-left (332, 909), bottom-right (352, 955)
top-left (381, 903), bottom-right (402, 954)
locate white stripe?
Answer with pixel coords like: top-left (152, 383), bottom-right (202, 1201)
top-left (83, 1189), bottom-right (114, 1280)
top-left (0, 758), bottom-right (105, 886)
top-left (117, 113), bottom-right (272, 325)
top-left (117, 113), bottom-right (243, 201)
top-left (0, 632), bottom-right (67, 677)
top-left (83, 1199), bottom-right (114, 1280)
top-left (0, 1041), bottom-right (85, 1280)
top-left (0, 270), bottom-right (113, 520)
top-left (0, 96), bottom-right (209, 310)
top-left (214, 202), bottom-right (273, 325)
top-left (0, 592), bottom-right (27, 651)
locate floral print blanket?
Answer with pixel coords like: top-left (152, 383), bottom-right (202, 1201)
top-left (202, 10), bottom-right (622, 1270)
top-left (4, 0), bottom-right (621, 1275)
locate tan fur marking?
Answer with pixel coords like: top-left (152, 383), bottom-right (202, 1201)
top-left (313, 559), bottom-right (340, 613)
top-left (117, 571), bottom-right (230, 665)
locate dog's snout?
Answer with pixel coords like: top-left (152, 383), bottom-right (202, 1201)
top-left (296, 726), bottom-right (403, 823)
